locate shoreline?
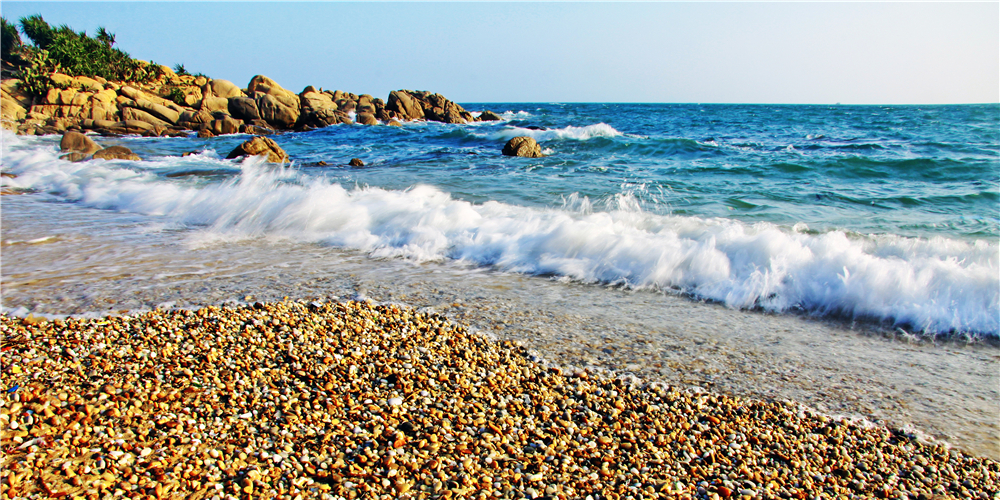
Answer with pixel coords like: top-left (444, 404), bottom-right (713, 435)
top-left (2, 300), bottom-right (998, 499)
top-left (0, 197), bottom-right (996, 461)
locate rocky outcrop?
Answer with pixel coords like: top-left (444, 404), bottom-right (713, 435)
top-left (502, 136), bottom-right (544, 158)
top-left (2, 71), bottom-right (487, 137)
top-left (385, 90), bottom-right (474, 124)
top-left (93, 146), bottom-right (141, 161)
top-left (226, 136), bottom-right (288, 163)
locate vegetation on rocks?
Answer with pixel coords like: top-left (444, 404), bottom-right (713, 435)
top-left (2, 15), bottom-right (162, 97)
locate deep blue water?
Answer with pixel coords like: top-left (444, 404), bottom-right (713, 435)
top-left (2, 103), bottom-right (998, 335)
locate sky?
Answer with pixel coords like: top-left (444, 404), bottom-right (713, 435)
top-left (1, 2), bottom-right (997, 104)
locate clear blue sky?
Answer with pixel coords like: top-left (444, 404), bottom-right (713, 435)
top-left (2, 2), bottom-right (997, 104)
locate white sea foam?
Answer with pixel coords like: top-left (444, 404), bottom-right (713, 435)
top-left (2, 139), bottom-right (997, 336)
top-left (487, 123), bottom-right (624, 142)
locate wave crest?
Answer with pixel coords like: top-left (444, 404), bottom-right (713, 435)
top-left (4, 145), bottom-right (996, 337)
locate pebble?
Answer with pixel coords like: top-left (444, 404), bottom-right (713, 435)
top-left (0, 300), bottom-right (997, 499)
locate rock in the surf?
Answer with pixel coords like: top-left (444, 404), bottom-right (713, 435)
top-left (502, 136), bottom-right (544, 158)
top-left (59, 131), bottom-right (102, 155)
top-left (356, 113), bottom-right (378, 125)
top-left (226, 136), bottom-right (288, 163)
top-left (93, 145), bottom-right (141, 161)
top-left (478, 110), bottom-right (503, 121)
top-left (348, 158), bottom-right (364, 167)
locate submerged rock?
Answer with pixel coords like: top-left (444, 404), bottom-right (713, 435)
top-left (502, 136), bottom-right (544, 158)
top-left (93, 146), bottom-right (141, 161)
top-left (348, 158), bottom-right (365, 167)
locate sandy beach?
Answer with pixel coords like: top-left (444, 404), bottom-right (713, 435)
top-left (1, 301), bottom-right (997, 499)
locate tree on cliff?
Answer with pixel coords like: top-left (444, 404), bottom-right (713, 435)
top-left (1, 17), bottom-right (22, 61)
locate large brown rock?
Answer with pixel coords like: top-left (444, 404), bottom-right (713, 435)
top-left (386, 90), bottom-right (424, 120)
top-left (356, 113), bottom-right (378, 126)
top-left (247, 75), bottom-right (299, 110)
top-left (299, 90), bottom-right (337, 113)
top-left (210, 116), bottom-right (242, 136)
top-left (1, 94), bottom-right (27, 121)
top-left (210, 79), bottom-right (244, 99)
top-left (126, 99), bottom-right (180, 124)
top-left (385, 90), bottom-right (473, 124)
top-left (122, 107), bottom-right (169, 128)
top-left (478, 110), bottom-right (503, 121)
top-left (228, 97), bottom-right (261, 121)
top-left (256, 93), bottom-right (299, 129)
top-left (93, 146), bottom-right (141, 161)
top-left (502, 136), bottom-right (544, 158)
top-left (200, 96), bottom-right (231, 114)
top-left (179, 110), bottom-right (214, 125)
top-left (60, 131), bottom-right (102, 155)
top-left (226, 136), bottom-right (288, 163)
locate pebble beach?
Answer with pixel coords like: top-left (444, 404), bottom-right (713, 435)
top-left (1, 300), bottom-right (997, 500)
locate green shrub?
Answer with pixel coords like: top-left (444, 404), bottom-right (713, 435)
top-left (10, 15), bottom-right (171, 96)
top-left (167, 87), bottom-right (186, 106)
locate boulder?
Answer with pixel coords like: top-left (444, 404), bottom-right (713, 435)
top-left (336, 99), bottom-right (356, 114)
top-left (197, 127), bottom-right (215, 138)
top-left (300, 90), bottom-right (337, 112)
top-left (200, 96), bottom-right (231, 114)
top-left (48, 72), bottom-right (73, 88)
top-left (356, 113), bottom-right (378, 126)
top-left (210, 116), bottom-right (242, 136)
top-left (247, 75), bottom-right (299, 109)
top-left (226, 136), bottom-right (288, 163)
top-left (502, 136), bottom-right (544, 158)
top-left (122, 107), bottom-right (169, 128)
top-left (126, 99), bottom-right (180, 124)
top-left (256, 93), bottom-right (299, 129)
top-left (93, 146), bottom-right (141, 161)
top-left (121, 120), bottom-right (155, 132)
top-left (210, 79), bottom-right (244, 99)
top-left (386, 90), bottom-right (473, 124)
top-left (387, 119), bottom-right (402, 127)
top-left (72, 76), bottom-right (104, 92)
top-left (478, 110), bottom-right (503, 121)
top-left (60, 131), bottom-right (102, 155)
top-left (228, 97), bottom-right (261, 121)
top-left (179, 110), bottom-right (214, 125)
top-left (1, 94), bottom-right (27, 121)
top-left (239, 124), bottom-right (274, 136)
top-left (348, 158), bottom-right (364, 167)
top-left (386, 90), bottom-right (424, 120)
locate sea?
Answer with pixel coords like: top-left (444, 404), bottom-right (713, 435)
top-left (1, 103), bottom-right (998, 458)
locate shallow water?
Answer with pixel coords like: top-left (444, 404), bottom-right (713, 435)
top-left (1, 195), bottom-right (996, 459)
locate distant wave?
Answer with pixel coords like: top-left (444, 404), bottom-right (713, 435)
top-left (486, 123), bottom-right (624, 142)
top-left (3, 138), bottom-right (996, 337)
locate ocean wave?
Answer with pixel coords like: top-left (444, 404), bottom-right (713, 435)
top-left (487, 123), bottom-right (624, 142)
top-left (3, 143), bottom-right (996, 337)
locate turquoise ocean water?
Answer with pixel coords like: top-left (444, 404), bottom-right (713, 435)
top-left (3, 103), bottom-right (997, 337)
